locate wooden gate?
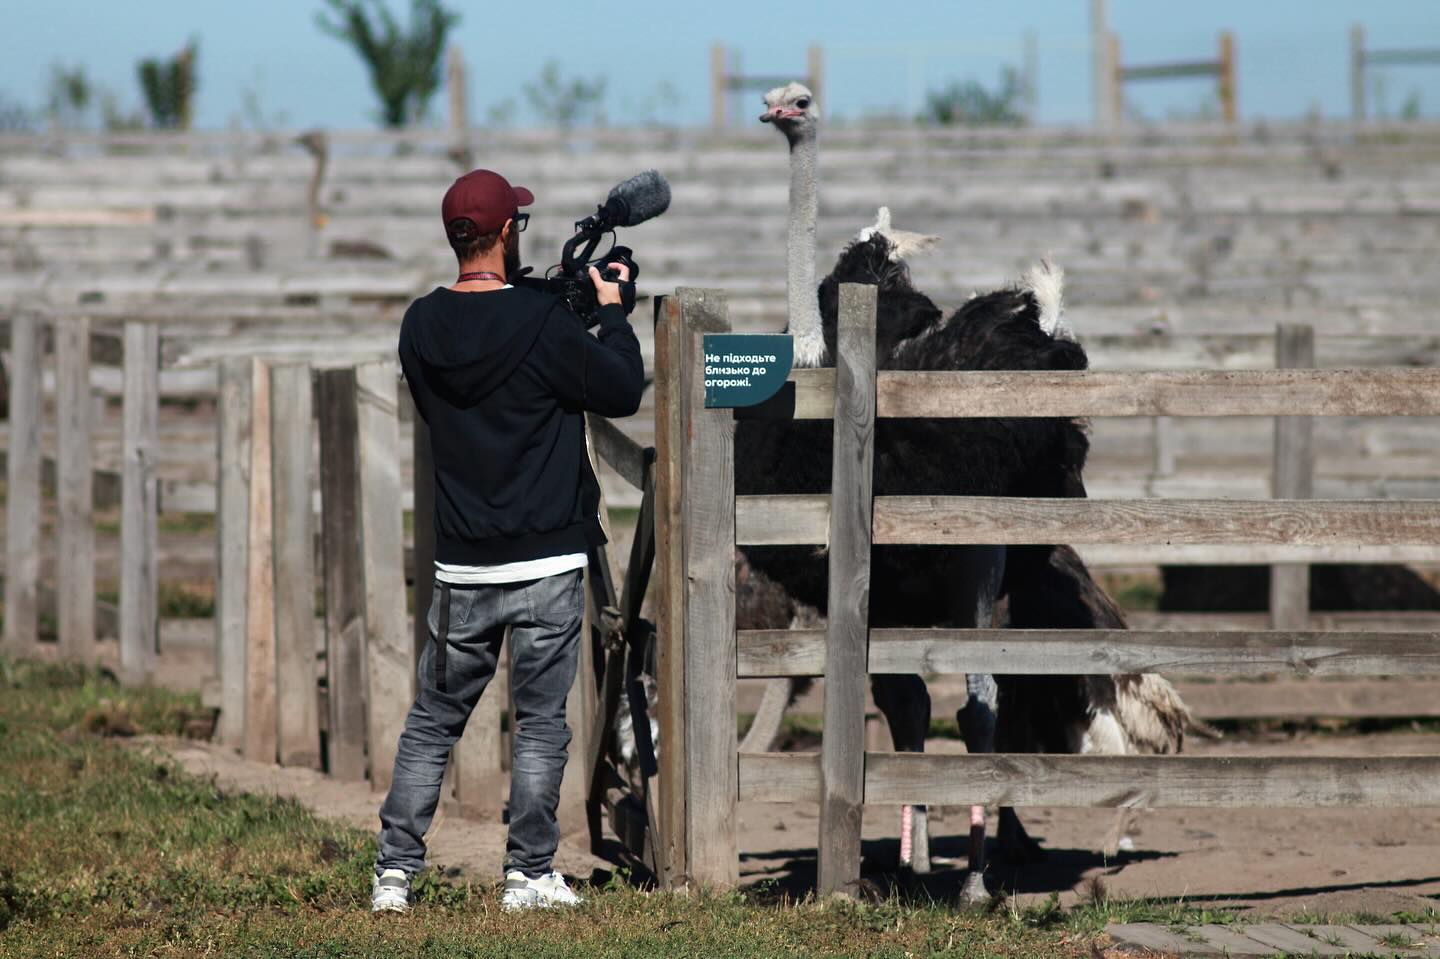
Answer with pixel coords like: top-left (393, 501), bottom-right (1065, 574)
top-left (655, 282), bottom-right (1440, 894)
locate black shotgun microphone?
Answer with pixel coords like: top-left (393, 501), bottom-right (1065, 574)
top-left (597, 169), bottom-right (672, 228)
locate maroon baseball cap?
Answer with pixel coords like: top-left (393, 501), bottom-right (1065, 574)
top-left (441, 169), bottom-right (534, 239)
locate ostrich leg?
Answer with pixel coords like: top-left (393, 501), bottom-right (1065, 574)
top-left (953, 545), bottom-right (1006, 906)
top-left (957, 672), bottom-right (997, 904)
top-left (871, 673), bottom-right (932, 873)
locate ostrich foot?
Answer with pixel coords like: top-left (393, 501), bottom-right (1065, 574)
top-left (997, 807), bottom-right (1047, 864)
top-left (1101, 808), bottom-right (1137, 858)
top-left (959, 869), bottom-right (989, 907)
top-left (899, 804), bottom-right (931, 874)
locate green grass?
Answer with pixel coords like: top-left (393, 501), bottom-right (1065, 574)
top-left (6, 654), bottom-right (1436, 956)
top-left (0, 654), bottom-right (1100, 958)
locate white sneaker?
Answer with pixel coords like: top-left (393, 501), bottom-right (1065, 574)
top-left (501, 870), bottom-right (583, 911)
top-left (371, 868), bottom-right (411, 914)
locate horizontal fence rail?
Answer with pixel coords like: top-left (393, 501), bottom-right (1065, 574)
top-left (738, 754), bottom-right (1440, 807)
top-left (784, 368), bottom-right (1440, 419)
top-left (736, 495), bottom-right (1440, 548)
top-left (736, 627), bottom-right (1440, 678)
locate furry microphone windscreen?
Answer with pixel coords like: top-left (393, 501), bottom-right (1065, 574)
top-left (606, 170), bottom-right (671, 227)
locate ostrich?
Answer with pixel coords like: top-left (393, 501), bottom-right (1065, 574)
top-left (740, 81), bottom-right (1197, 902)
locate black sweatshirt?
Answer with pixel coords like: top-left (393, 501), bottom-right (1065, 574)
top-left (398, 286), bottom-right (645, 566)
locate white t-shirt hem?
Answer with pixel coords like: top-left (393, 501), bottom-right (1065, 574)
top-left (434, 552), bottom-right (587, 585)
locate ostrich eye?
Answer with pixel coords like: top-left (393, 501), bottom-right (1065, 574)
top-left (796, 98), bottom-right (811, 109)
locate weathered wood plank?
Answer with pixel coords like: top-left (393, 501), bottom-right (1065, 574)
top-left (867, 753), bottom-right (1440, 806)
top-left (243, 360), bottom-right (278, 764)
top-left (1078, 543), bottom-right (1440, 565)
top-left (738, 627), bottom-right (1440, 678)
top-left (738, 753), bottom-right (1440, 806)
top-left (1105, 923), bottom-right (1227, 956)
top-left (818, 284), bottom-right (876, 898)
top-left (317, 368), bottom-right (368, 780)
top-left (586, 412), bottom-right (647, 490)
top-left (355, 361), bottom-right (413, 792)
top-left (734, 494), bottom-right (831, 546)
top-left (785, 368), bottom-right (1440, 419)
top-left (1271, 324), bottom-right (1315, 630)
top-left (3, 311), bottom-right (42, 655)
top-left (738, 752), bottom-right (820, 803)
top-left (738, 495), bottom-right (1440, 549)
top-left (871, 496), bottom-right (1440, 546)
top-left (214, 358), bottom-right (252, 747)
top-left (678, 288), bottom-right (737, 888)
top-left (270, 363), bottom-right (320, 769)
top-left (1241, 923), bottom-right (1351, 956)
top-left (1178, 677), bottom-right (1440, 720)
top-left (119, 321), bottom-right (160, 684)
top-left (1129, 610), bottom-right (1440, 632)
top-left (651, 295), bottom-right (687, 889)
top-left (55, 317), bottom-right (96, 659)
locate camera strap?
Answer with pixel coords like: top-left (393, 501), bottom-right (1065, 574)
top-left (435, 583), bottom-right (451, 693)
top-left (457, 271), bottom-right (505, 283)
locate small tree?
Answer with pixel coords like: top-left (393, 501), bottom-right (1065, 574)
top-left (137, 41), bottom-right (198, 129)
top-left (46, 64), bottom-right (93, 129)
top-left (317, 0), bottom-right (458, 128)
top-left (524, 61), bottom-right (607, 129)
top-left (920, 67), bottom-right (1024, 127)
top-left (0, 93), bottom-right (33, 132)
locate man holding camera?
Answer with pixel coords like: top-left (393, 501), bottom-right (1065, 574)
top-left (372, 169), bottom-right (643, 913)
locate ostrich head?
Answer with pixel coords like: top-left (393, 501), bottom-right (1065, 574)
top-left (760, 81), bottom-right (825, 368)
top-left (759, 82), bottom-right (819, 145)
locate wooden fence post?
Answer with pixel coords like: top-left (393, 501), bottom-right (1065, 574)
top-left (1107, 32), bottom-right (1124, 129)
top-left (446, 45), bottom-right (471, 167)
top-left (4, 311), bottom-right (43, 656)
top-left (271, 363), bottom-right (321, 768)
top-left (1152, 417), bottom-right (1178, 478)
top-left (317, 368), bottom-right (368, 781)
top-left (355, 361), bottom-right (413, 792)
top-left (215, 357), bottom-right (253, 746)
top-left (120, 320), bottom-right (160, 684)
top-left (244, 359), bottom-right (278, 763)
top-left (1218, 30), bottom-right (1237, 124)
top-left (710, 44), bottom-right (727, 129)
top-left (819, 284), bottom-right (878, 897)
top-left (1271, 324), bottom-right (1315, 630)
top-left (56, 316), bottom-right (96, 661)
top-left (1350, 24), bottom-right (1367, 122)
top-left (652, 294), bottom-right (689, 887)
top-left (677, 288), bottom-right (737, 887)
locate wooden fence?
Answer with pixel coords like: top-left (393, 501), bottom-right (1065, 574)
top-left (0, 309), bottom-right (657, 867)
top-left (655, 283), bottom-right (1440, 894)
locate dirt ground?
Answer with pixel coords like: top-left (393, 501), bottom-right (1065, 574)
top-left (154, 725), bottom-right (1440, 919)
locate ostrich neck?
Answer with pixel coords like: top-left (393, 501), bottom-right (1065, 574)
top-left (787, 132), bottom-right (823, 367)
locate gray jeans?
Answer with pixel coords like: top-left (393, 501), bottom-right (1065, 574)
top-left (376, 569), bottom-right (584, 878)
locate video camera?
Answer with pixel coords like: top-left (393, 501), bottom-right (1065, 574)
top-left (515, 170), bottom-right (672, 326)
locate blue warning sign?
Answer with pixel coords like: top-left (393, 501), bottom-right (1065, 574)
top-left (702, 334), bottom-right (794, 408)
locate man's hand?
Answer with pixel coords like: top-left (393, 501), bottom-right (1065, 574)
top-left (589, 263), bottom-right (631, 307)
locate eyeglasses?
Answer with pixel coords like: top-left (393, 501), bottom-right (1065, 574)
top-left (512, 213), bottom-right (529, 232)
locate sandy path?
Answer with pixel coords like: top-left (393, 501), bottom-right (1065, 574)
top-left (151, 738), bottom-right (612, 884)
top-left (735, 730), bottom-right (1440, 917)
top-left (151, 729), bottom-right (1440, 918)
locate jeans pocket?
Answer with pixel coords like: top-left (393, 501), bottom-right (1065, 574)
top-left (526, 569), bottom-right (584, 630)
top-left (428, 584), bottom-right (481, 636)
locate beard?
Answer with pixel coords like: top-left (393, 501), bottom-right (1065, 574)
top-left (504, 231), bottom-right (521, 277)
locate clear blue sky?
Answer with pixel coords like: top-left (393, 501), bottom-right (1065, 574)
top-left (3, 1), bottom-right (1437, 129)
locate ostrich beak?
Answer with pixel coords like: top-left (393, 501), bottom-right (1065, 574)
top-left (760, 108), bottom-right (780, 123)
